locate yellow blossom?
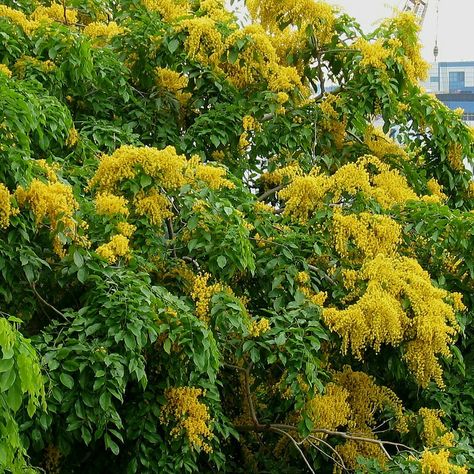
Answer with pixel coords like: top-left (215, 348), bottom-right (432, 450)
top-left (190, 273), bottom-right (223, 323)
top-left (134, 189), bottom-right (172, 226)
top-left (66, 128), bottom-right (79, 147)
top-left (306, 383), bottom-right (351, 431)
top-left (36, 160), bottom-right (60, 183)
top-left (83, 21), bottom-right (124, 39)
top-left (332, 211), bottom-right (401, 260)
top-left (155, 67), bottom-right (191, 105)
top-left (31, 3), bottom-right (78, 25)
top-left (0, 5), bottom-right (38, 34)
top-left (0, 183), bottom-right (18, 229)
top-left (354, 38), bottom-right (390, 70)
top-left (160, 386), bottom-right (213, 453)
top-left (323, 255), bottom-right (462, 387)
top-left (419, 449), bottom-right (467, 474)
top-left (15, 179), bottom-right (78, 231)
top-left (248, 318), bottom-right (270, 337)
top-left (426, 178), bottom-right (447, 202)
top-left (364, 126), bottom-right (409, 160)
top-left (142, 0), bottom-right (190, 21)
top-left (0, 64), bottom-right (12, 78)
top-left (96, 234), bottom-right (130, 264)
top-left (116, 222), bottom-right (136, 238)
top-left (95, 192), bottom-right (129, 216)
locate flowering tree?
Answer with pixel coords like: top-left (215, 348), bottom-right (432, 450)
top-left (0, 0), bottom-right (474, 472)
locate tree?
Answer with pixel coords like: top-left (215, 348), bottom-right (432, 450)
top-left (0, 0), bottom-right (473, 472)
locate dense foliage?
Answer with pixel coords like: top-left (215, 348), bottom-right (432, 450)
top-left (1, 0), bottom-right (474, 472)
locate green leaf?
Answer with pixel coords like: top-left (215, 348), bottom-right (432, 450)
top-left (60, 373), bottom-right (74, 389)
top-left (168, 38), bottom-right (179, 54)
top-left (74, 251), bottom-right (84, 268)
top-left (217, 255), bottom-right (227, 269)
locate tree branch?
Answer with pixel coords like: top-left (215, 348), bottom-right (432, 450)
top-left (31, 283), bottom-right (69, 322)
top-left (257, 184), bottom-right (285, 202)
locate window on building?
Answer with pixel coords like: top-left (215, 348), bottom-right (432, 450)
top-left (449, 71), bottom-right (465, 92)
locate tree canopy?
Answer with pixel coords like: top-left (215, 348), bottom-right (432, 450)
top-left (0, 0), bottom-right (474, 472)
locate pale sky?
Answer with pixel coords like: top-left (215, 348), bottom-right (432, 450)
top-left (332, 0), bottom-right (473, 63)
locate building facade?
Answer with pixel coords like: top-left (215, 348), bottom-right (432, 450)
top-left (423, 61), bottom-right (474, 124)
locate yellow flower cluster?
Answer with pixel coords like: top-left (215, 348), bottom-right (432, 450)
top-left (261, 162), bottom-right (302, 187)
top-left (447, 143), bottom-right (465, 171)
top-left (30, 3), bottom-right (78, 25)
top-left (468, 181), bottom-right (474, 198)
top-left (36, 160), bottom-right (60, 183)
top-left (15, 178), bottom-right (81, 257)
top-left (334, 367), bottom-right (407, 433)
top-left (242, 115), bottom-right (260, 132)
top-left (192, 160), bottom-right (235, 190)
top-left (13, 56), bottom-right (56, 79)
top-left (419, 408), bottom-right (454, 448)
top-left (96, 234), bottom-right (130, 263)
top-left (247, 0), bottom-right (335, 54)
top-left (66, 128), bottom-right (79, 147)
top-left (299, 284), bottom-right (327, 306)
top-left (95, 192), bottom-right (129, 216)
top-left (426, 178), bottom-right (447, 202)
top-left (116, 222), bottom-right (136, 237)
top-left (385, 12), bottom-right (429, 83)
top-left (364, 126), bottom-right (409, 160)
top-left (279, 155), bottom-right (421, 222)
top-left (323, 255), bottom-right (461, 387)
top-left (306, 382), bottom-right (351, 431)
top-left (419, 449), bottom-right (467, 474)
top-left (89, 145), bottom-right (188, 192)
top-left (15, 179), bottom-right (78, 231)
top-left (0, 183), bottom-right (18, 229)
top-left (248, 318), bottom-right (270, 337)
top-left (160, 386), bottom-right (213, 453)
top-left (134, 189), bottom-right (172, 225)
top-left (89, 145), bottom-right (234, 195)
top-left (319, 94), bottom-right (347, 149)
top-left (0, 5), bottom-right (38, 34)
top-left (142, 0), bottom-right (190, 21)
top-left (254, 201), bottom-right (274, 213)
top-left (190, 273), bottom-right (223, 322)
top-left (338, 439), bottom-right (386, 470)
top-left (177, 17), bottom-right (223, 69)
top-left (276, 92), bottom-right (289, 104)
top-left (354, 38), bottom-right (390, 71)
top-left (224, 25), bottom-right (305, 93)
top-left (199, 0), bottom-right (232, 23)
top-left (155, 67), bottom-right (191, 105)
top-left (279, 173), bottom-right (331, 222)
top-left (83, 21), bottom-right (124, 39)
top-left (332, 211), bottom-right (401, 260)
top-left (0, 64), bottom-right (12, 78)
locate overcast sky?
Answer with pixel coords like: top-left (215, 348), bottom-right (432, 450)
top-left (333, 0), bottom-right (473, 63)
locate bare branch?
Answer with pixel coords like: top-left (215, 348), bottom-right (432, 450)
top-left (31, 284), bottom-right (69, 322)
top-left (257, 184), bottom-right (285, 202)
top-left (271, 427), bottom-right (316, 474)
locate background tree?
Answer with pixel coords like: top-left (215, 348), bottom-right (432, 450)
top-left (0, 0), bottom-right (473, 472)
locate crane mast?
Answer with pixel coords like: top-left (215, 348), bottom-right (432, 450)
top-left (402, 0), bottom-right (428, 26)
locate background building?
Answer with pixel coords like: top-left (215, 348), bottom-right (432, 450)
top-left (423, 61), bottom-right (474, 124)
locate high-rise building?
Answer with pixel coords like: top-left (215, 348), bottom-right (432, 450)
top-left (422, 61), bottom-right (474, 124)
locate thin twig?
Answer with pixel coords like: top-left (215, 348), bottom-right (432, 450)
top-left (31, 284), bottom-right (69, 322)
top-left (307, 436), bottom-right (347, 472)
top-left (165, 218), bottom-right (177, 258)
top-left (271, 427), bottom-right (316, 474)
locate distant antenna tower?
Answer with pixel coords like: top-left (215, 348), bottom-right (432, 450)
top-left (433, 0), bottom-right (440, 61)
top-left (402, 0), bottom-right (428, 26)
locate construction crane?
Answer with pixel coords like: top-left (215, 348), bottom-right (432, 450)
top-left (402, 0), bottom-right (439, 61)
top-left (402, 0), bottom-right (429, 25)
